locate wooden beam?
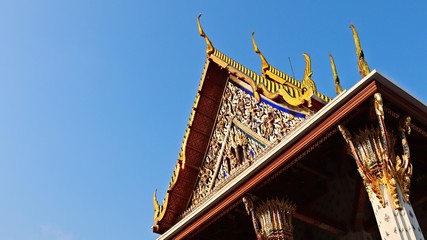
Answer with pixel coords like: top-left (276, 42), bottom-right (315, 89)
top-left (414, 195), bottom-right (427, 207)
top-left (295, 208), bottom-right (346, 235)
top-left (297, 163), bottom-right (330, 180)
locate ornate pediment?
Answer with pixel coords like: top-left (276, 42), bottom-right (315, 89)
top-left (185, 79), bottom-right (308, 213)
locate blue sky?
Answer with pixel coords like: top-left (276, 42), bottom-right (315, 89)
top-left (0, 1), bottom-right (426, 240)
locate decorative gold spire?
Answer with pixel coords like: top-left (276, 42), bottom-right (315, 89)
top-left (251, 32), bottom-right (270, 75)
top-left (329, 54), bottom-right (343, 95)
top-left (197, 14), bottom-right (214, 56)
top-left (301, 53), bottom-right (316, 94)
top-left (350, 24), bottom-right (371, 77)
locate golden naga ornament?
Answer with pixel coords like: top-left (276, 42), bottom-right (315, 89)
top-left (243, 195), bottom-right (296, 240)
top-left (301, 53), bottom-right (316, 96)
top-left (350, 24), bottom-right (371, 77)
top-left (250, 33), bottom-right (317, 107)
top-left (339, 93), bottom-right (412, 210)
top-left (329, 54), bottom-right (343, 95)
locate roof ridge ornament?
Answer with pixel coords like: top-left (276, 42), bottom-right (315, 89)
top-left (251, 32), bottom-right (270, 75)
top-left (251, 32), bottom-right (303, 89)
top-left (350, 24), bottom-right (371, 77)
top-left (197, 14), bottom-right (214, 56)
top-left (152, 162), bottom-right (181, 232)
top-left (248, 52), bottom-right (317, 107)
top-left (301, 53), bottom-right (317, 95)
top-left (329, 54), bottom-right (343, 95)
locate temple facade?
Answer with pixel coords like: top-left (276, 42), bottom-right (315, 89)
top-left (152, 15), bottom-right (427, 240)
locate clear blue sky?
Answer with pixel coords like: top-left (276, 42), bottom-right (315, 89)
top-left (0, 1), bottom-right (426, 239)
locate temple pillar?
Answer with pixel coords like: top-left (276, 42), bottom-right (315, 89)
top-left (339, 93), bottom-right (424, 240)
top-left (370, 184), bottom-right (423, 239)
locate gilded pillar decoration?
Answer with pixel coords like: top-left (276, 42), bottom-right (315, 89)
top-left (339, 93), bottom-right (424, 240)
top-left (243, 195), bottom-right (296, 240)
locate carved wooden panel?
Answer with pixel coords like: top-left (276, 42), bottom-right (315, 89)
top-left (187, 80), bottom-right (308, 212)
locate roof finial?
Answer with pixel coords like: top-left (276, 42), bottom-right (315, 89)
top-left (303, 53), bottom-right (313, 78)
top-left (302, 53), bottom-right (317, 94)
top-left (251, 32), bottom-right (270, 75)
top-left (350, 24), bottom-right (371, 77)
top-left (329, 54), bottom-right (343, 95)
top-left (197, 14), bottom-right (214, 56)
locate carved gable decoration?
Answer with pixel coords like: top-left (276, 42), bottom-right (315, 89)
top-left (186, 79), bottom-right (308, 213)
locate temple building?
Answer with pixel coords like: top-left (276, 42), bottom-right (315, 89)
top-left (152, 15), bottom-right (427, 240)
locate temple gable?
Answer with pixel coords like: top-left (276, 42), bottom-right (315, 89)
top-left (186, 79), bottom-right (307, 213)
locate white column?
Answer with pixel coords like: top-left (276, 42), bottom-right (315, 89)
top-left (370, 185), bottom-right (423, 240)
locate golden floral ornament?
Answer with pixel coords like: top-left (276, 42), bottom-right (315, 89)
top-left (187, 81), bottom-right (305, 211)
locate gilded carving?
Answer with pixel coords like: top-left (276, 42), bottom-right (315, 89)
top-left (243, 195), bottom-right (296, 240)
top-left (396, 116), bottom-right (412, 202)
top-left (179, 91), bottom-right (201, 170)
top-left (152, 163), bottom-right (181, 231)
top-left (251, 32), bottom-right (271, 77)
top-left (197, 14), bottom-right (214, 56)
top-left (329, 54), bottom-right (343, 95)
top-left (300, 53), bottom-right (316, 107)
top-left (250, 32), bottom-right (317, 107)
top-left (350, 24), bottom-right (371, 77)
top-left (189, 81), bottom-right (305, 208)
top-left (178, 127), bottom-right (190, 169)
top-left (339, 93), bottom-right (413, 210)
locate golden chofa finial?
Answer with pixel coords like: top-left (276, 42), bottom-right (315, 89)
top-left (251, 32), bottom-right (270, 75)
top-left (350, 24), bottom-right (371, 77)
top-left (329, 54), bottom-right (343, 95)
top-left (302, 53), bottom-right (316, 93)
top-left (197, 14), bottom-right (214, 56)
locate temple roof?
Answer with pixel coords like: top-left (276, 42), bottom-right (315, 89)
top-left (153, 48), bottom-right (332, 235)
top-left (152, 16), bottom-right (369, 236)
